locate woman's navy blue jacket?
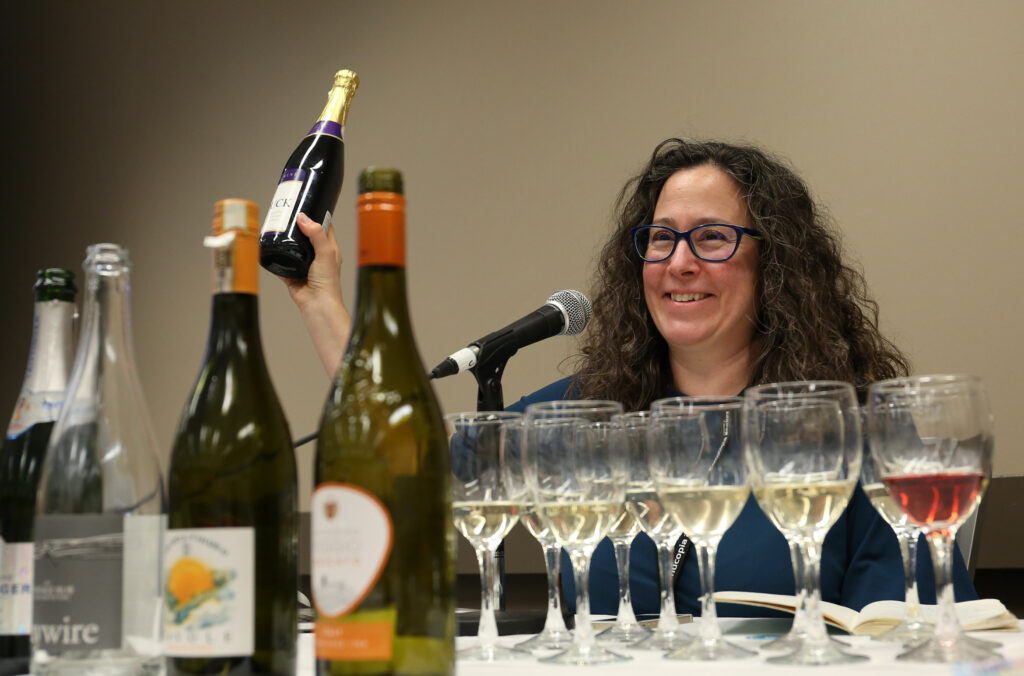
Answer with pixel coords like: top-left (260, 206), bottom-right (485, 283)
top-left (507, 376), bottom-right (978, 617)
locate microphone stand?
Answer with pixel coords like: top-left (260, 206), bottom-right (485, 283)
top-left (471, 352), bottom-right (509, 612)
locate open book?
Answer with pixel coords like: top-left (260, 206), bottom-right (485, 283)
top-left (712, 591), bottom-right (1019, 636)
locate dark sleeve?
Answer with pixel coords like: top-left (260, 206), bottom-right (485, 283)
top-left (505, 376), bottom-right (577, 413)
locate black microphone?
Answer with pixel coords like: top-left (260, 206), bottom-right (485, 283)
top-left (430, 289), bottom-right (592, 379)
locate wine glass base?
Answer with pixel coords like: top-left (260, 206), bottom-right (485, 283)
top-left (629, 626), bottom-right (693, 651)
top-left (515, 626), bottom-right (574, 652)
top-left (760, 629), bottom-right (850, 651)
top-left (767, 639), bottom-right (868, 666)
top-left (665, 637), bottom-right (757, 660)
top-left (896, 635), bottom-right (1002, 663)
top-left (871, 619), bottom-right (934, 644)
top-left (963, 633), bottom-right (1003, 650)
top-left (457, 643), bottom-right (532, 661)
top-left (539, 641), bottom-right (632, 665)
top-left (596, 620), bottom-right (652, 644)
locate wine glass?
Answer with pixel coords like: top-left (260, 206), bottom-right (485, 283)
top-left (744, 381), bottom-right (868, 665)
top-left (595, 414), bottom-right (652, 645)
top-left (512, 506), bottom-right (574, 651)
top-left (503, 427), bottom-right (573, 652)
top-left (523, 400), bottom-right (630, 665)
top-left (859, 409), bottom-right (933, 644)
top-left (447, 411), bottom-right (530, 661)
top-left (596, 507), bottom-right (649, 644)
top-left (866, 374), bottom-right (998, 663)
top-left (619, 411), bottom-right (692, 652)
top-left (648, 396), bottom-right (756, 660)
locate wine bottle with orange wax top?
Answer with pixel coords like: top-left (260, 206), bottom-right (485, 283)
top-left (166, 200), bottom-right (298, 675)
top-left (313, 169), bottom-right (454, 676)
top-left (259, 69), bottom-right (359, 279)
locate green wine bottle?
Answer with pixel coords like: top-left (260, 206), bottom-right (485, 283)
top-left (166, 199), bottom-right (298, 675)
top-left (313, 169), bottom-right (454, 676)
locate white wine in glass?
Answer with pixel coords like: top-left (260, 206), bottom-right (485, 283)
top-left (745, 381), bottom-right (867, 666)
top-left (649, 396), bottom-right (755, 661)
top-left (448, 412), bottom-right (530, 662)
top-left (524, 401), bottom-right (630, 665)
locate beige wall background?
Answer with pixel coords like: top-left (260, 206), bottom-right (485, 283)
top-left (3, 1), bottom-right (1022, 515)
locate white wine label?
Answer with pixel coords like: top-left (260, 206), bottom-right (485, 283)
top-left (163, 527), bottom-right (255, 657)
top-left (261, 169), bottom-right (307, 235)
top-left (0, 540), bottom-right (33, 635)
top-left (6, 389), bottom-right (63, 438)
top-left (33, 514), bottom-right (124, 652)
top-left (311, 484), bottom-right (392, 619)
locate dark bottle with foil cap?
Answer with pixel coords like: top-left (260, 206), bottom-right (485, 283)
top-left (0, 269), bottom-right (76, 676)
top-left (166, 199), bottom-right (298, 675)
top-left (312, 169), bottom-right (454, 675)
top-left (259, 69), bottom-right (359, 279)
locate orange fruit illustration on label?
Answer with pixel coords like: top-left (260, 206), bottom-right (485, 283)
top-left (167, 557), bottom-right (215, 605)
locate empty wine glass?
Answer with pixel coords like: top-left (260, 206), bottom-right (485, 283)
top-left (448, 411), bottom-right (530, 661)
top-left (524, 400), bottom-right (630, 665)
top-left (867, 374), bottom-right (998, 663)
top-left (620, 411), bottom-right (692, 652)
top-left (648, 396), bottom-right (756, 660)
top-left (745, 381), bottom-right (868, 665)
top-left (859, 410), bottom-right (933, 644)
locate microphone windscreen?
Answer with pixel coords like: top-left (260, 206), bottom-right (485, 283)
top-left (547, 289), bottom-right (592, 336)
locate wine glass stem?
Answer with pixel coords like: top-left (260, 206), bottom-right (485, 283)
top-left (612, 538), bottom-right (638, 624)
top-left (656, 537), bottom-right (680, 630)
top-left (800, 539), bottom-right (829, 646)
top-left (898, 529), bottom-right (924, 622)
top-left (789, 537), bottom-right (809, 632)
top-left (925, 530), bottom-right (961, 644)
top-left (569, 548), bottom-right (596, 645)
top-left (695, 540), bottom-right (723, 642)
top-left (475, 545), bottom-right (500, 646)
top-left (542, 542), bottom-right (566, 629)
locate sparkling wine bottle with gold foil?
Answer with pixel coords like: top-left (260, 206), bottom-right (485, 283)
top-left (259, 69), bottom-right (359, 279)
top-left (166, 200), bottom-right (298, 675)
top-left (313, 169), bottom-right (454, 676)
top-left (0, 269), bottom-right (76, 676)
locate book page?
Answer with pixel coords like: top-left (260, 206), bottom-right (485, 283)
top-left (714, 592), bottom-right (1017, 635)
top-left (712, 591), bottom-right (861, 632)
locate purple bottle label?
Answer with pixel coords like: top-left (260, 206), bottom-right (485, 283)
top-left (308, 120), bottom-right (342, 139)
top-left (279, 168), bottom-right (308, 183)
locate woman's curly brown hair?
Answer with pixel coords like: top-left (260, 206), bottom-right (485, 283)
top-left (573, 138), bottom-right (909, 411)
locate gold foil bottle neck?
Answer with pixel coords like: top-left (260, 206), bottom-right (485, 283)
top-left (318, 69), bottom-right (359, 129)
top-left (333, 69), bottom-right (359, 91)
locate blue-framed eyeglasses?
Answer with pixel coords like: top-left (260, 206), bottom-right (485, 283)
top-left (630, 223), bottom-right (763, 263)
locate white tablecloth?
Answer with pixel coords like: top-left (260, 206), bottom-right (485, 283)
top-left (298, 618), bottom-right (1024, 675)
